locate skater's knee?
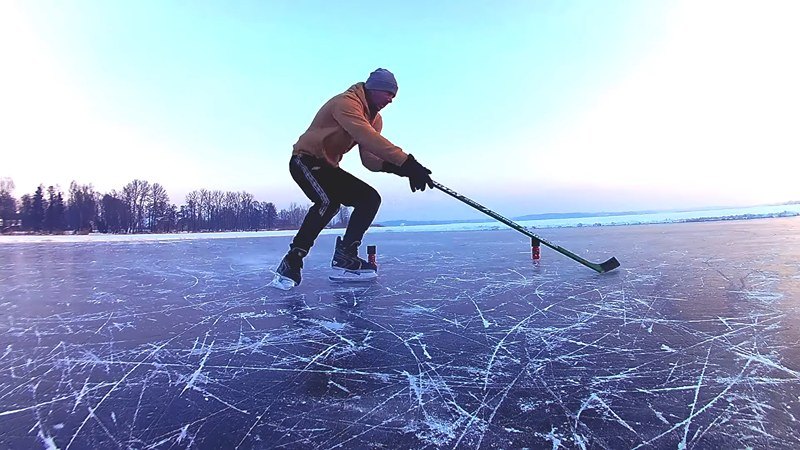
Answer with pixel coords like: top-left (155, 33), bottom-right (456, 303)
top-left (358, 186), bottom-right (380, 209)
top-left (368, 189), bottom-right (381, 209)
top-left (358, 189), bottom-right (381, 216)
top-left (312, 199), bottom-right (338, 218)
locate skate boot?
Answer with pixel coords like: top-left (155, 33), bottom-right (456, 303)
top-left (269, 247), bottom-right (307, 290)
top-left (330, 237), bottom-right (378, 282)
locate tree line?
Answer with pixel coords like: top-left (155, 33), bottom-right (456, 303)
top-left (0, 177), bottom-right (350, 234)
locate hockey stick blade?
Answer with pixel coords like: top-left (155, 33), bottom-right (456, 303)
top-left (599, 257), bottom-right (620, 273)
top-left (432, 181), bottom-right (620, 273)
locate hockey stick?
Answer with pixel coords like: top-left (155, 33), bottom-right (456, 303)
top-left (432, 181), bottom-right (620, 273)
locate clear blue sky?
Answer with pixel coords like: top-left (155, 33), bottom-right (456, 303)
top-left (2, 0), bottom-right (798, 221)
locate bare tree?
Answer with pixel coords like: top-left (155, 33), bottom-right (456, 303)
top-left (3, 173), bottom-right (316, 235)
top-left (0, 177), bottom-right (16, 229)
top-left (0, 178), bottom-right (13, 194)
top-left (148, 183), bottom-right (171, 232)
top-left (98, 192), bottom-right (127, 233)
top-left (261, 202), bottom-right (277, 230)
top-left (222, 191), bottom-right (239, 230)
top-left (122, 179), bottom-right (150, 232)
top-left (239, 192), bottom-right (255, 230)
top-left (184, 191), bottom-right (200, 232)
top-left (331, 206), bottom-right (351, 228)
top-left (210, 190), bottom-right (224, 230)
top-left (285, 202), bottom-right (309, 228)
top-left (199, 189), bottom-right (213, 230)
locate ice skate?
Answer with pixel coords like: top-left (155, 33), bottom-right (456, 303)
top-left (329, 268), bottom-right (379, 283)
top-left (330, 237), bottom-right (377, 282)
top-left (269, 247), bottom-right (307, 290)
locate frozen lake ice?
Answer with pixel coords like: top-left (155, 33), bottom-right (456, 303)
top-left (1, 217), bottom-right (799, 448)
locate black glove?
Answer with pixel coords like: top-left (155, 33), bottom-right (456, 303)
top-left (400, 154), bottom-right (433, 192)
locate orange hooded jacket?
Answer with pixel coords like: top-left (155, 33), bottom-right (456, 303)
top-left (291, 82), bottom-right (409, 171)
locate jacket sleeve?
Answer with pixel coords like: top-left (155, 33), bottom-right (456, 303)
top-left (331, 96), bottom-right (408, 167)
top-left (359, 149), bottom-right (386, 172)
top-left (357, 115), bottom-right (389, 172)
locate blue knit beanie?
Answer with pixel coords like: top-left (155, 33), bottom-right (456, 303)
top-left (365, 68), bottom-right (398, 95)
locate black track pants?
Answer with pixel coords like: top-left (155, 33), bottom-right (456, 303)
top-left (288, 155), bottom-right (381, 252)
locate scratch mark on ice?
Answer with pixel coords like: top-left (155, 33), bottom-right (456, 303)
top-left (182, 341), bottom-right (214, 395)
top-left (634, 347), bottom-right (750, 449)
top-left (680, 345), bottom-right (711, 450)
top-left (177, 424), bottom-right (190, 443)
top-left (470, 298), bottom-right (491, 328)
top-left (66, 341), bottom-right (170, 450)
top-left (37, 428), bottom-right (58, 450)
top-left (483, 313), bottom-right (538, 391)
top-left (328, 380), bottom-right (351, 394)
top-left (94, 312), bottom-right (114, 334)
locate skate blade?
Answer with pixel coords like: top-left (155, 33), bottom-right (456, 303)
top-left (269, 273), bottom-right (297, 290)
top-left (329, 269), bottom-right (378, 283)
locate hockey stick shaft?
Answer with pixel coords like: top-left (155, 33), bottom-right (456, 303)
top-left (431, 181), bottom-right (619, 273)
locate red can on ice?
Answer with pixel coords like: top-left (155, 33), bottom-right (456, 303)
top-left (531, 237), bottom-right (541, 260)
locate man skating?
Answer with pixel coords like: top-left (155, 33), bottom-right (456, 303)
top-left (271, 68), bottom-right (433, 290)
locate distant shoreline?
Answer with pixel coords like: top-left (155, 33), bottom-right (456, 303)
top-left (377, 202), bottom-right (800, 227)
top-left (1, 206), bottom-right (798, 244)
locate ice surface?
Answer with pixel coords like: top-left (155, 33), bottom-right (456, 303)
top-left (1, 218), bottom-right (799, 448)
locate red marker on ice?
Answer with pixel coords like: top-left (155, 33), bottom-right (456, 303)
top-left (531, 237), bottom-right (541, 261)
